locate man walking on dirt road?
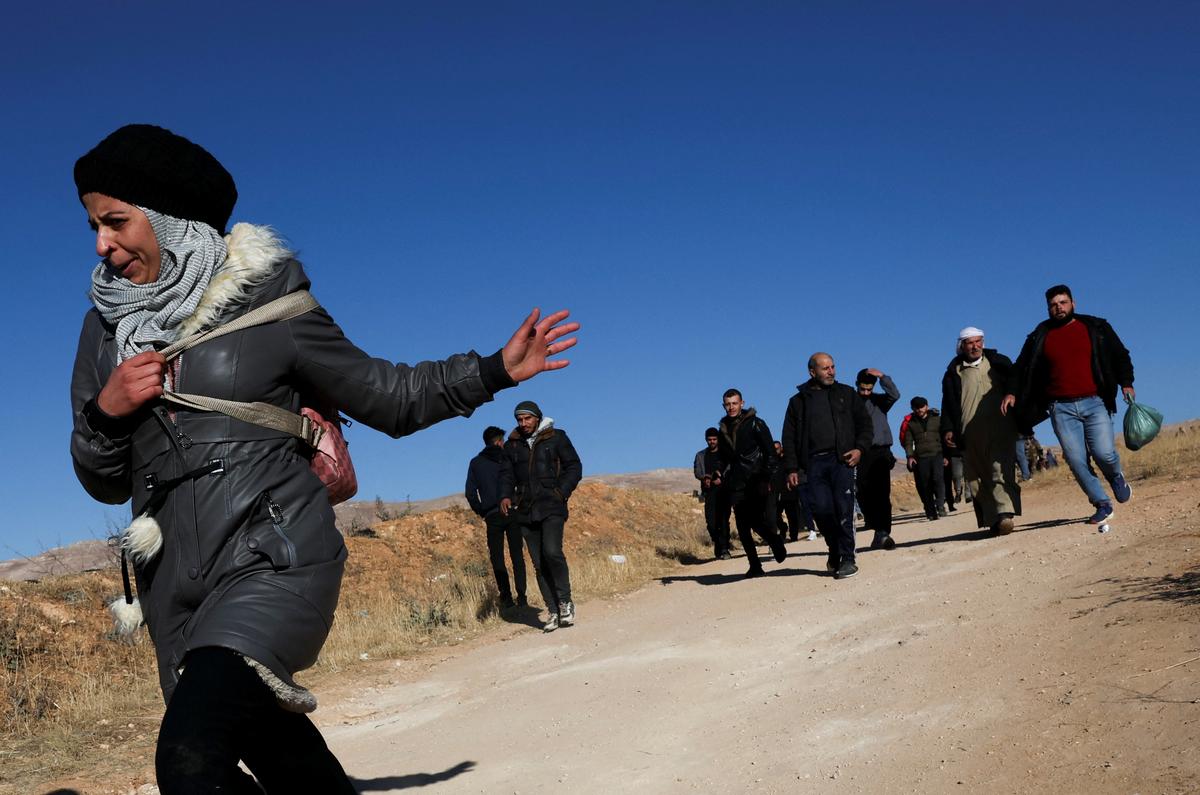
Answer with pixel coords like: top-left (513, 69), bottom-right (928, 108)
top-left (716, 389), bottom-right (788, 578)
top-left (466, 425), bottom-right (527, 610)
top-left (500, 401), bottom-right (583, 632)
top-left (695, 427), bottom-right (732, 559)
top-left (942, 328), bottom-right (1022, 535)
top-left (855, 367), bottom-right (901, 550)
top-left (1002, 285), bottom-right (1135, 525)
top-left (781, 353), bottom-right (873, 580)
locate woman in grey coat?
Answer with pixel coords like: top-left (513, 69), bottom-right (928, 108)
top-left (70, 124), bottom-right (578, 793)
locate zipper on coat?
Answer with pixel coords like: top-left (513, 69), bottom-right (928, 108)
top-left (264, 491), bottom-right (297, 567)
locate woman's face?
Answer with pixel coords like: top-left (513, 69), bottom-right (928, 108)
top-left (82, 193), bottom-right (161, 285)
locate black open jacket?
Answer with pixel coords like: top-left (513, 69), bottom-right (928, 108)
top-left (500, 426), bottom-right (583, 522)
top-left (940, 348), bottom-right (1019, 443)
top-left (780, 380), bottom-right (873, 478)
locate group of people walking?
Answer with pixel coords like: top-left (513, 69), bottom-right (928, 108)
top-left (694, 285), bottom-right (1137, 583)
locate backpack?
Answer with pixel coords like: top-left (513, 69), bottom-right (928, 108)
top-left (158, 290), bottom-right (358, 505)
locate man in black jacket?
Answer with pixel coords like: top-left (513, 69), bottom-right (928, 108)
top-left (782, 353), bottom-right (873, 580)
top-left (1002, 285), bottom-right (1135, 525)
top-left (942, 327), bottom-right (1022, 535)
top-left (717, 389), bottom-right (788, 578)
top-left (500, 401), bottom-right (583, 632)
top-left (466, 426), bottom-right (526, 609)
top-left (855, 368), bottom-right (901, 550)
top-left (694, 427), bottom-right (732, 559)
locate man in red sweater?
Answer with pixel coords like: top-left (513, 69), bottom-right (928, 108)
top-left (1002, 285), bottom-right (1135, 525)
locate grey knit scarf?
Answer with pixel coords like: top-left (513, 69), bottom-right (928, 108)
top-left (89, 208), bottom-right (227, 363)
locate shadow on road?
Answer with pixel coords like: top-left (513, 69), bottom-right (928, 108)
top-left (658, 566), bottom-right (827, 586)
top-left (497, 605), bottom-right (544, 629)
top-left (1093, 567), bottom-right (1200, 609)
top-left (352, 761), bottom-right (476, 791)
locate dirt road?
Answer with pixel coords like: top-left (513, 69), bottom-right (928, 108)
top-left (318, 475), bottom-right (1199, 794)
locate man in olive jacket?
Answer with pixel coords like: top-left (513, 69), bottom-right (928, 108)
top-left (903, 397), bottom-right (946, 521)
top-left (1002, 284), bottom-right (1135, 525)
top-left (500, 401), bottom-right (583, 632)
top-left (781, 353), bottom-right (873, 580)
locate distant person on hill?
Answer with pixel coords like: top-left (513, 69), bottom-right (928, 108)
top-left (466, 426), bottom-right (527, 609)
top-left (68, 124), bottom-right (578, 792)
top-left (942, 327), bottom-right (1022, 535)
top-left (855, 368), bottom-right (901, 550)
top-left (904, 397), bottom-right (947, 521)
top-left (695, 427), bottom-right (732, 559)
top-left (716, 389), bottom-right (788, 578)
top-left (782, 353), bottom-right (873, 580)
top-left (500, 401), bottom-right (583, 632)
top-left (1002, 285), bottom-right (1134, 524)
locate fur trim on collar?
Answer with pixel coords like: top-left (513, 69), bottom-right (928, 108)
top-left (179, 223), bottom-right (291, 337)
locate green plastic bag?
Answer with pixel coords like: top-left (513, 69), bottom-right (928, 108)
top-left (1122, 395), bottom-right (1163, 451)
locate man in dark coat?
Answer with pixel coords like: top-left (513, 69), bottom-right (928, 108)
top-left (1002, 284), bottom-right (1135, 525)
top-left (500, 401), bottom-right (583, 632)
top-left (855, 367), bottom-right (901, 550)
top-left (466, 425), bottom-right (526, 609)
top-left (782, 353), bottom-right (873, 580)
top-left (903, 397), bottom-right (947, 521)
top-left (694, 427), bottom-right (732, 559)
top-left (942, 327), bottom-right (1022, 534)
top-left (717, 389), bottom-right (788, 578)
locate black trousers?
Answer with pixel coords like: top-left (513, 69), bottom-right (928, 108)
top-left (485, 512), bottom-right (526, 601)
top-left (731, 485), bottom-right (783, 570)
top-left (156, 647), bottom-right (355, 794)
top-left (914, 455), bottom-right (947, 517)
top-left (807, 453), bottom-right (857, 565)
top-left (703, 488), bottom-right (731, 555)
top-left (857, 445), bottom-right (894, 536)
top-left (522, 514), bottom-right (572, 610)
top-left (777, 496), bottom-right (801, 539)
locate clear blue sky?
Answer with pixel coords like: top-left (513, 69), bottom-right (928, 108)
top-left (2, 2), bottom-right (1197, 557)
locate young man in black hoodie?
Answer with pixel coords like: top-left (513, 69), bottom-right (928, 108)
top-left (466, 426), bottom-right (526, 609)
top-left (717, 389), bottom-right (788, 578)
top-left (782, 353), bottom-right (874, 580)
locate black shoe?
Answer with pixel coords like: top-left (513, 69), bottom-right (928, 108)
top-left (771, 539), bottom-right (787, 564)
top-left (499, 596), bottom-right (516, 609)
top-left (947, 504), bottom-right (957, 512)
top-left (881, 534), bottom-right (896, 551)
top-left (516, 595), bottom-right (528, 607)
top-left (834, 561), bottom-right (859, 580)
top-left (826, 555), bottom-right (840, 575)
top-left (745, 566), bottom-right (765, 579)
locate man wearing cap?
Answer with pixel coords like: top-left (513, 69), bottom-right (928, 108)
top-left (694, 427), bottom-right (732, 559)
top-left (903, 397), bottom-right (947, 521)
top-left (782, 353), bottom-right (874, 580)
top-left (855, 368), bottom-right (901, 550)
top-left (1002, 285), bottom-right (1135, 525)
top-left (466, 426), bottom-right (526, 609)
top-left (941, 328), bottom-right (1022, 534)
top-left (500, 401), bottom-right (583, 632)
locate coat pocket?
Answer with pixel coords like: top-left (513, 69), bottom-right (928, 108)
top-left (235, 491), bottom-right (297, 571)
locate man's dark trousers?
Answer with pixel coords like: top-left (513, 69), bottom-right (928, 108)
top-left (731, 482), bottom-right (783, 570)
top-left (857, 445), bottom-right (894, 537)
top-left (522, 515), bottom-right (571, 612)
top-left (485, 512), bottom-right (526, 603)
top-left (914, 456), bottom-right (946, 518)
top-left (807, 452), bottom-right (857, 565)
top-left (703, 487), bottom-right (731, 556)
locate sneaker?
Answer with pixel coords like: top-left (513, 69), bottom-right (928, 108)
top-left (834, 561), bottom-right (859, 580)
top-left (771, 538), bottom-right (787, 564)
top-left (718, 550), bottom-right (732, 560)
top-left (542, 612), bottom-right (559, 632)
top-left (880, 534), bottom-right (896, 551)
top-left (994, 515), bottom-right (1015, 535)
top-left (869, 531), bottom-right (886, 550)
top-left (1110, 474), bottom-right (1133, 504)
top-left (559, 601), bottom-right (575, 627)
top-left (947, 504), bottom-right (957, 512)
top-left (1087, 502), bottom-right (1114, 524)
top-left (806, 530), bottom-right (818, 542)
top-left (937, 507), bottom-right (948, 517)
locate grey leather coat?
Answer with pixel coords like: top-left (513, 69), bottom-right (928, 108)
top-left (70, 234), bottom-right (512, 705)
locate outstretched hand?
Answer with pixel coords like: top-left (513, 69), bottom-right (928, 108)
top-left (501, 308), bottom-right (580, 383)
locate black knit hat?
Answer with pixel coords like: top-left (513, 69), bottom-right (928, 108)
top-left (74, 124), bottom-right (238, 233)
top-left (856, 369), bottom-right (877, 387)
top-left (513, 400), bottom-right (543, 419)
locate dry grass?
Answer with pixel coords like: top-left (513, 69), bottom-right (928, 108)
top-left (1, 482), bottom-right (709, 793)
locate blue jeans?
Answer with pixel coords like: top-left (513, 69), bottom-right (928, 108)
top-left (1048, 396), bottom-right (1123, 506)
